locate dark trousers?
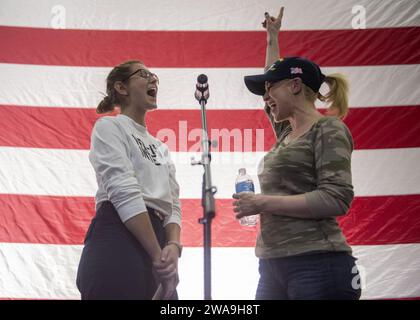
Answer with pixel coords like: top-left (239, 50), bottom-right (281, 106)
top-left (256, 251), bottom-right (362, 300)
top-left (76, 201), bottom-right (176, 300)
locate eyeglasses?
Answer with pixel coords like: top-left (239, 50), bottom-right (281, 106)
top-left (122, 68), bottom-right (159, 83)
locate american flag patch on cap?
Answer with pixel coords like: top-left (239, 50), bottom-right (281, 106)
top-left (290, 67), bottom-right (303, 74)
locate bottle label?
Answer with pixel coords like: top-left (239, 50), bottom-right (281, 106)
top-left (235, 180), bottom-right (255, 193)
top-left (240, 215), bottom-right (258, 227)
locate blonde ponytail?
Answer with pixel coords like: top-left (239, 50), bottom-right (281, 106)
top-left (319, 73), bottom-right (349, 119)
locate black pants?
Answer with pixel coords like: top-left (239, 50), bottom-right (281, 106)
top-left (76, 201), bottom-right (176, 300)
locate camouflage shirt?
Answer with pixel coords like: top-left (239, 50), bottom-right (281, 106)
top-left (256, 110), bottom-right (354, 258)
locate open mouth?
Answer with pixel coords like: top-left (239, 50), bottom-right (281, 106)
top-left (147, 87), bottom-right (157, 98)
top-left (268, 102), bottom-right (277, 110)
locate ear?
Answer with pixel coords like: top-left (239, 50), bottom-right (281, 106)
top-left (114, 81), bottom-right (128, 96)
top-left (290, 77), bottom-right (303, 95)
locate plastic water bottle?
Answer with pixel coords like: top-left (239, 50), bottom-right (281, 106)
top-left (235, 168), bottom-right (258, 226)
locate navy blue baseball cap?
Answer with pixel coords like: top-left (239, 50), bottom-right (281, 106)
top-left (244, 57), bottom-right (326, 96)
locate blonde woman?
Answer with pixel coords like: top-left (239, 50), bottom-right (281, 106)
top-left (233, 8), bottom-right (361, 300)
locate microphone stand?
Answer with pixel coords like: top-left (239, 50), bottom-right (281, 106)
top-left (191, 75), bottom-right (217, 300)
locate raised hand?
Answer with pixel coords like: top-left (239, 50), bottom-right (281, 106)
top-left (262, 7), bottom-right (284, 34)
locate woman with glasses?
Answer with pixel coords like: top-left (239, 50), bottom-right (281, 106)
top-left (76, 60), bottom-right (182, 300)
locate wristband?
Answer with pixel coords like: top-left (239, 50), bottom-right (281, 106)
top-left (166, 241), bottom-right (183, 258)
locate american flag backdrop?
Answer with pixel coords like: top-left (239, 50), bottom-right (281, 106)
top-left (0, 0), bottom-right (420, 300)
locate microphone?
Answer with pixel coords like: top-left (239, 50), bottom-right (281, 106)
top-left (195, 74), bottom-right (210, 103)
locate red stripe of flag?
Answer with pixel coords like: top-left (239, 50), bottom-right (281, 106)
top-left (1, 26), bottom-right (419, 67)
top-left (1, 194), bottom-right (419, 246)
top-left (1, 105), bottom-right (420, 150)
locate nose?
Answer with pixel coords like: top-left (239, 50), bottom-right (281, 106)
top-left (263, 91), bottom-right (270, 102)
top-left (149, 73), bottom-right (159, 85)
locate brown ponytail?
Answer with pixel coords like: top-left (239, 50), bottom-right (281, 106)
top-left (96, 60), bottom-right (144, 114)
top-left (96, 95), bottom-right (115, 114)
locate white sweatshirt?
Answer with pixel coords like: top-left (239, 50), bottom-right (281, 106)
top-left (89, 114), bottom-right (181, 227)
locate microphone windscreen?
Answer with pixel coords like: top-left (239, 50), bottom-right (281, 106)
top-left (197, 74), bottom-right (208, 85)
